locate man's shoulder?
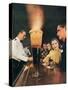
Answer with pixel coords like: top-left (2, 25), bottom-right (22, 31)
top-left (12, 38), bottom-right (19, 44)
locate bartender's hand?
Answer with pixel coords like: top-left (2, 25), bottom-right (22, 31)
top-left (28, 57), bottom-right (33, 61)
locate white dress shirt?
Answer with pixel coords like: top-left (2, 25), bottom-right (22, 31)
top-left (9, 37), bottom-right (28, 62)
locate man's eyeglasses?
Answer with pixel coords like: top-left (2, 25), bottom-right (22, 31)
top-left (57, 29), bottom-right (60, 32)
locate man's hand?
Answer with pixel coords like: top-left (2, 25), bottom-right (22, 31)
top-left (28, 57), bottom-right (33, 61)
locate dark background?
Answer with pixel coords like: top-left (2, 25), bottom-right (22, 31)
top-left (10, 3), bottom-right (66, 46)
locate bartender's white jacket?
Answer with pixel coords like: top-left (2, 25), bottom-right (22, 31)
top-left (9, 37), bottom-right (28, 62)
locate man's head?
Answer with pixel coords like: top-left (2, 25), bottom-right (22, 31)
top-left (47, 43), bottom-right (51, 51)
top-left (17, 30), bottom-right (26, 41)
top-left (57, 24), bottom-right (66, 42)
top-left (43, 43), bottom-right (47, 50)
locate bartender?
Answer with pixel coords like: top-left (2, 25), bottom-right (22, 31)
top-left (9, 30), bottom-right (33, 85)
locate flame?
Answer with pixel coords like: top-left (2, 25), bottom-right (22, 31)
top-left (26, 4), bottom-right (44, 29)
top-left (26, 4), bottom-right (44, 48)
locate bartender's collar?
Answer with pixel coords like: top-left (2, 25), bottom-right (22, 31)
top-left (15, 37), bottom-right (20, 42)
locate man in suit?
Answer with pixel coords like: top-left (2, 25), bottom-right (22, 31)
top-left (57, 24), bottom-right (66, 72)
